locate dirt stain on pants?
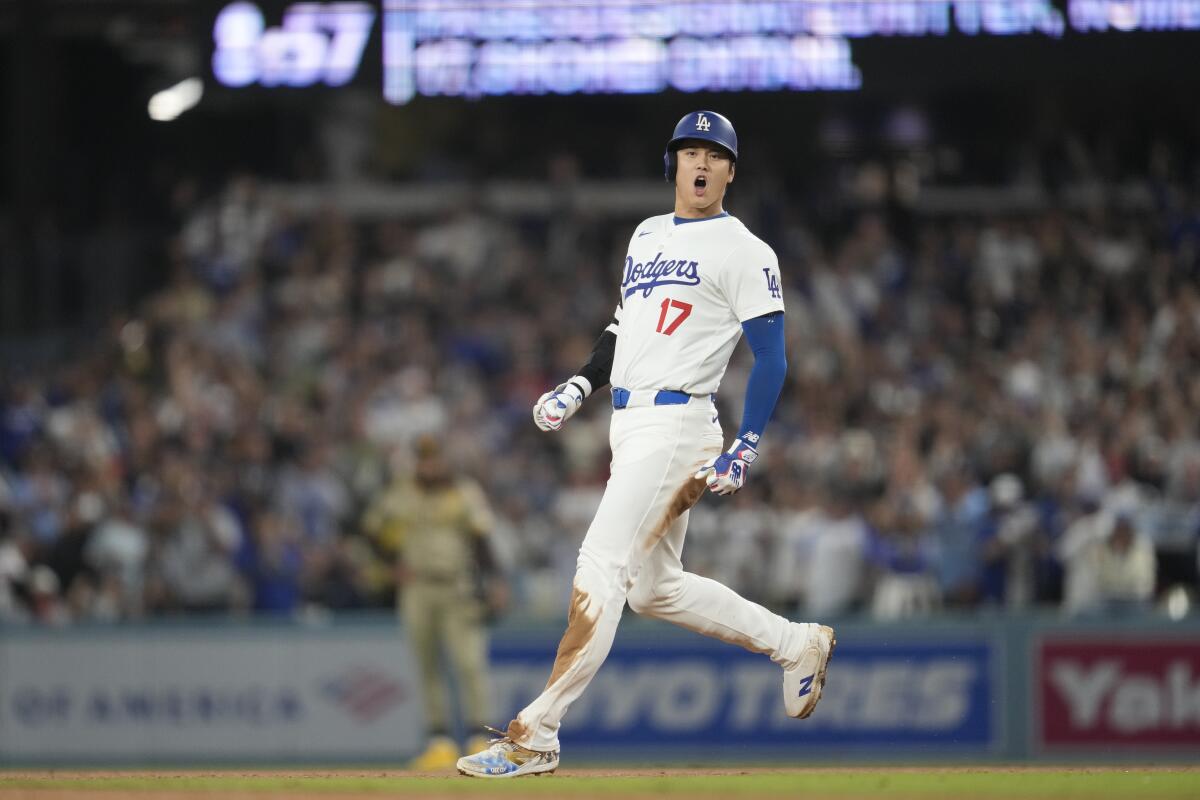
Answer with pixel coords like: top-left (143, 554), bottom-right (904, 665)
top-left (506, 587), bottom-right (596, 742)
top-left (505, 477), bottom-right (706, 744)
top-left (645, 476), bottom-right (707, 553)
top-left (541, 586), bottom-right (596, 690)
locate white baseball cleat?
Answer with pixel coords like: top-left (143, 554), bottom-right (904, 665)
top-left (783, 624), bottom-right (836, 719)
top-left (456, 727), bottom-right (559, 778)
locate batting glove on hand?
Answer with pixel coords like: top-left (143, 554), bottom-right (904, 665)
top-left (694, 438), bottom-right (759, 495)
top-left (532, 376), bottom-right (590, 432)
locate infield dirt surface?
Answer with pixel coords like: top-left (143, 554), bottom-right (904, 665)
top-left (2, 767), bottom-right (1199, 800)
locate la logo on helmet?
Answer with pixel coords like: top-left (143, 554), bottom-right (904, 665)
top-left (695, 113), bottom-right (711, 132)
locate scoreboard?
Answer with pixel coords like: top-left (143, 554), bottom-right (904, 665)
top-left (207, 1), bottom-right (1200, 102)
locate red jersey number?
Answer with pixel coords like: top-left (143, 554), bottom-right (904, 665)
top-left (655, 298), bottom-right (693, 335)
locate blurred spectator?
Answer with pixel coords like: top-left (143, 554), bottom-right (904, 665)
top-left (980, 474), bottom-right (1043, 610)
top-left (0, 509), bottom-right (30, 621)
top-left (275, 439), bottom-right (351, 548)
top-left (1096, 516), bottom-right (1158, 613)
top-left (239, 506), bottom-right (304, 614)
top-left (772, 483), bottom-right (870, 618)
top-left (28, 565), bottom-right (70, 626)
top-left (866, 435), bottom-right (942, 619)
top-left (929, 457), bottom-right (992, 608)
top-left (84, 498), bottom-right (149, 618)
top-left (868, 505), bottom-right (941, 620)
top-left (150, 466), bottom-right (246, 614)
top-left (7, 445), bottom-right (70, 546)
top-left (1060, 511), bottom-right (1157, 617)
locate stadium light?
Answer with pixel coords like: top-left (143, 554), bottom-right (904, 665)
top-left (148, 77), bottom-right (204, 122)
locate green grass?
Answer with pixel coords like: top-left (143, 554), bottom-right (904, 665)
top-left (2, 769), bottom-right (1199, 798)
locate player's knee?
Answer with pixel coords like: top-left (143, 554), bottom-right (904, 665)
top-left (626, 578), bottom-right (657, 615)
top-left (626, 572), bottom-right (682, 616)
top-left (576, 543), bottom-right (625, 577)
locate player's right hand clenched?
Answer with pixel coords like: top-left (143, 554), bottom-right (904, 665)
top-left (532, 378), bottom-right (587, 432)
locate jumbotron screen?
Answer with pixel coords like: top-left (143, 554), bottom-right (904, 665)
top-left (209, 0), bottom-right (1200, 102)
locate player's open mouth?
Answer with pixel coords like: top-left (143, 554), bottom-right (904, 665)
top-left (693, 175), bottom-right (707, 196)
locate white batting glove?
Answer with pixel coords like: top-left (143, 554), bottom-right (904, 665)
top-left (532, 376), bottom-right (591, 432)
top-left (694, 438), bottom-right (759, 495)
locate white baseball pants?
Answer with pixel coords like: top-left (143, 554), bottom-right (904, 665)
top-left (505, 396), bottom-right (810, 752)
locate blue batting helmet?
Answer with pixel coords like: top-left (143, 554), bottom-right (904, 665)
top-left (664, 110), bottom-right (738, 181)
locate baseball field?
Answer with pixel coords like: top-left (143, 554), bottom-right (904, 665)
top-left (2, 767), bottom-right (1198, 799)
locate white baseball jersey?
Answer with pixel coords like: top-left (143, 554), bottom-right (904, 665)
top-left (507, 210), bottom-right (821, 755)
top-left (606, 212), bottom-right (784, 396)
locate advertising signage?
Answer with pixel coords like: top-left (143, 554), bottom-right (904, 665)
top-left (1037, 637), bottom-right (1200, 752)
top-left (491, 635), bottom-right (1002, 752)
top-left (0, 634), bottom-right (424, 761)
top-left (209, 1), bottom-right (1200, 103)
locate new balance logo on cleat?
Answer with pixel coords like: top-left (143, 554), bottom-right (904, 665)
top-left (783, 624), bottom-right (836, 719)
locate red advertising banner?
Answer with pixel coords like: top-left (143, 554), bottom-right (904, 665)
top-left (1038, 638), bottom-right (1200, 749)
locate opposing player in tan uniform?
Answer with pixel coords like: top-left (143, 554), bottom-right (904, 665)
top-left (458, 111), bottom-right (835, 778)
top-left (365, 436), bottom-right (506, 770)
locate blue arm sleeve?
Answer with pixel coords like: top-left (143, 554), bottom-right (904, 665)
top-left (737, 311), bottom-right (787, 446)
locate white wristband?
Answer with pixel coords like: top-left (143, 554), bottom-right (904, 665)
top-left (566, 375), bottom-right (593, 399)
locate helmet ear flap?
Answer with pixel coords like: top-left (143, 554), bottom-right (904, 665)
top-left (664, 150), bottom-right (676, 183)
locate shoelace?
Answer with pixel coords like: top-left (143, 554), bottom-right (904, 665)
top-left (479, 725), bottom-right (548, 760)
top-left (482, 724), bottom-right (510, 744)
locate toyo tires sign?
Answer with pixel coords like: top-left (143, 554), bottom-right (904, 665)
top-left (491, 633), bottom-right (1001, 752)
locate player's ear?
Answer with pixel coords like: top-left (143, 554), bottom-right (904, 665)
top-left (727, 162), bottom-right (735, 184)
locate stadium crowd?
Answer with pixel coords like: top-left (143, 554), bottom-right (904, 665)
top-left (2, 160), bottom-right (1200, 626)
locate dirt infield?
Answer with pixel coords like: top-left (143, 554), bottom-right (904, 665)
top-left (5, 766), bottom-right (1198, 779)
top-left (2, 766), bottom-right (1198, 800)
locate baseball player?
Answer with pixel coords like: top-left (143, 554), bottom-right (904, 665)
top-left (364, 435), bottom-right (505, 770)
top-left (458, 111), bottom-right (835, 778)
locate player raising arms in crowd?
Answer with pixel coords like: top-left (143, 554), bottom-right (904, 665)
top-left (458, 111), bottom-right (835, 778)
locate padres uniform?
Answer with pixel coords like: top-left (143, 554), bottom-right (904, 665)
top-left (364, 449), bottom-right (495, 755)
top-left (458, 111), bottom-right (834, 778)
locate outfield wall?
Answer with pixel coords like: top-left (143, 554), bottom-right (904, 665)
top-left (1, 617), bottom-right (1198, 764)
